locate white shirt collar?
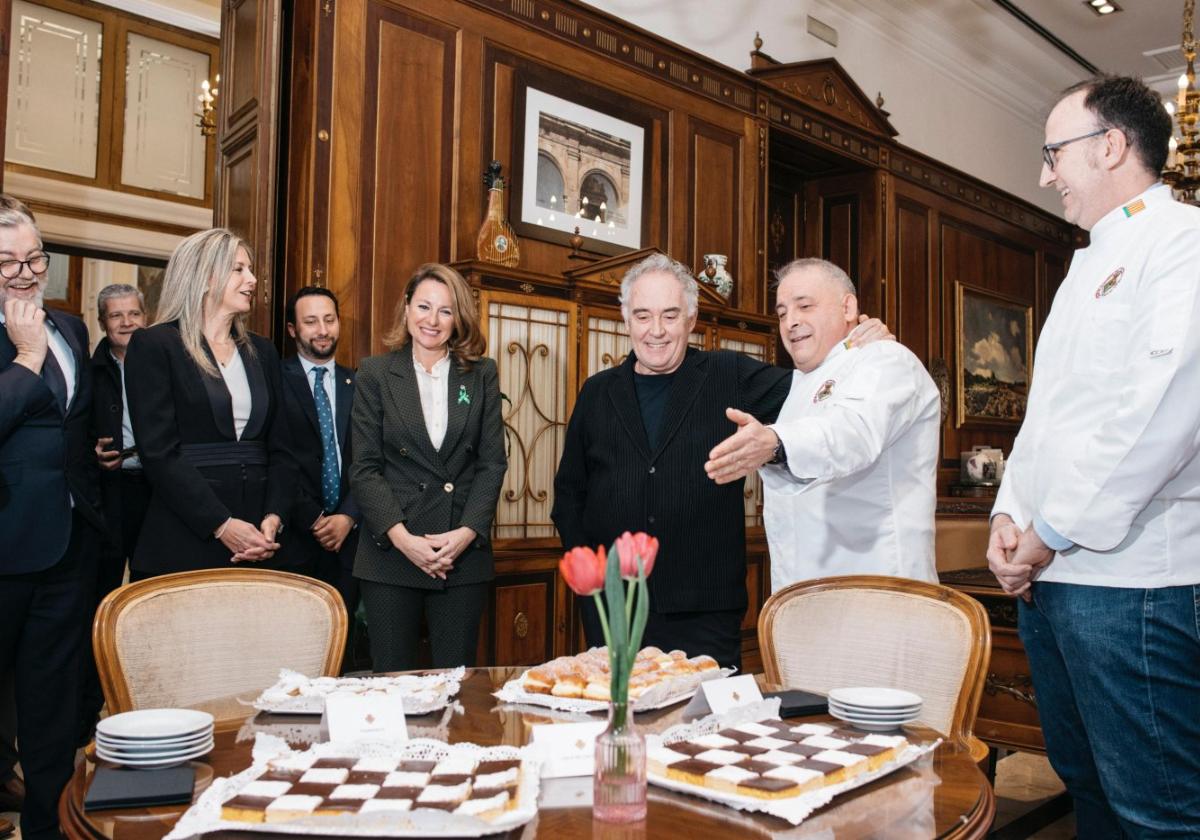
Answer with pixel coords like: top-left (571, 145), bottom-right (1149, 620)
top-left (413, 352), bottom-right (451, 377)
top-left (299, 354), bottom-right (335, 377)
top-left (1089, 182), bottom-right (1172, 242)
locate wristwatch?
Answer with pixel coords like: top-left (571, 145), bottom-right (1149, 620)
top-left (767, 426), bottom-right (787, 466)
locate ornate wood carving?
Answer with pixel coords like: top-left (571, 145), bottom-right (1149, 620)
top-left (749, 58), bottom-right (897, 139)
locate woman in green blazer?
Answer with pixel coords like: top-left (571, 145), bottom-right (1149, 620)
top-left (350, 263), bottom-right (507, 670)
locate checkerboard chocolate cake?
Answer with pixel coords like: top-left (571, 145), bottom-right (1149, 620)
top-left (649, 721), bottom-right (908, 799)
top-left (219, 752), bottom-right (527, 824)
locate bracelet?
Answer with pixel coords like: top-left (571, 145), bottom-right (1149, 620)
top-left (214, 518), bottom-right (232, 540)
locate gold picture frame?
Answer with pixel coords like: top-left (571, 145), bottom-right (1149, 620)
top-left (955, 282), bottom-right (1033, 427)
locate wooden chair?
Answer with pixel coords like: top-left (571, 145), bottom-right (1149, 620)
top-left (93, 568), bottom-right (347, 717)
top-left (759, 575), bottom-right (991, 759)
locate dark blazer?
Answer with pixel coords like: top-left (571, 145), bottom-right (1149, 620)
top-left (279, 354), bottom-right (360, 566)
top-left (350, 344), bottom-right (507, 590)
top-left (0, 308), bottom-right (103, 573)
top-left (90, 337), bottom-right (130, 553)
top-left (124, 321), bottom-right (297, 575)
top-left (551, 348), bottom-right (791, 613)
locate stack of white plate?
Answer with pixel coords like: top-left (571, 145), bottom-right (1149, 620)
top-left (827, 687), bottom-right (922, 732)
top-left (95, 709), bottom-right (215, 769)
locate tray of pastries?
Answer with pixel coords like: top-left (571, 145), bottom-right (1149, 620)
top-left (164, 739), bottom-right (539, 838)
top-left (253, 668), bottom-right (464, 716)
top-left (494, 646), bottom-right (729, 714)
top-left (647, 714), bottom-right (938, 826)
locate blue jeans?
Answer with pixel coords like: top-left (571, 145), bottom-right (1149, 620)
top-left (1019, 582), bottom-right (1200, 839)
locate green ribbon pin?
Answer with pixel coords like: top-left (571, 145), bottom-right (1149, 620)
top-left (457, 384), bottom-right (470, 405)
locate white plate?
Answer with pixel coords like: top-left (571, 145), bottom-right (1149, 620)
top-left (98, 739), bottom-right (214, 767)
top-left (98, 731), bottom-right (214, 755)
top-left (832, 717), bottom-right (915, 733)
top-left (828, 701), bottom-right (920, 718)
top-left (97, 709), bottom-right (214, 740)
top-left (827, 687), bottom-right (922, 710)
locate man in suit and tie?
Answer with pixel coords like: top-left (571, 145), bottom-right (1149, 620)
top-left (0, 195), bottom-right (104, 840)
top-left (281, 287), bottom-right (360, 620)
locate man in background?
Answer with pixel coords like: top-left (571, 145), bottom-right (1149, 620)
top-left (988, 76), bottom-right (1200, 835)
top-left (80, 283), bottom-right (149, 741)
top-left (280, 287), bottom-right (360, 628)
top-left (704, 258), bottom-right (940, 592)
top-left (0, 195), bottom-right (104, 840)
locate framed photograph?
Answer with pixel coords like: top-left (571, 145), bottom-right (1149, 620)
top-left (955, 282), bottom-right (1033, 427)
top-left (512, 79), bottom-right (651, 255)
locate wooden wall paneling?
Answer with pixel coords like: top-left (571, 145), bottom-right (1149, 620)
top-left (216, 0), bottom-right (282, 336)
top-left (803, 171), bottom-right (881, 318)
top-left (358, 3), bottom-right (457, 355)
top-left (280, 0), bottom-right (319, 306)
top-left (488, 572), bottom-right (555, 667)
top-left (686, 117), bottom-right (739, 306)
top-left (893, 195), bottom-right (934, 363)
top-left (0, 0), bottom-right (8, 187)
top-left (453, 29), bottom-right (486, 264)
top-left (1039, 251), bottom-right (1069, 330)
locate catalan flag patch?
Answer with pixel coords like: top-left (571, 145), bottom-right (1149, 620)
top-left (1122, 199), bottom-right (1146, 217)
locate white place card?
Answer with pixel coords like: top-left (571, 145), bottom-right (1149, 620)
top-left (530, 721), bottom-right (606, 778)
top-left (324, 694), bottom-right (407, 743)
top-left (700, 674), bottom-right (764, 715)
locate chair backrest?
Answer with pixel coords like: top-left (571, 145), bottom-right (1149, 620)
top-left (758, 575), bottom-right (991, 748)
top-left (94, 568), bottom-right (347, 716)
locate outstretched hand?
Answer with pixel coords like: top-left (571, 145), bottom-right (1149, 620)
top-left (704, 407), bottom-right (779, 485)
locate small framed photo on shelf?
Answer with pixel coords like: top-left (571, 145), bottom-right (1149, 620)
top-left (511, 71), bottom-right (657, 256)
top-left (955, 282), bottom-right (1033, 427)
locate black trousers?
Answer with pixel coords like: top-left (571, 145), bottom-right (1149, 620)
top-left (580, 596), bottom-right (744, 672)
top-left (81, 471), bottom-right (152, 735)
top-left (0, 512), bottom-right (97, 840)
top-left (359, 580), bottom-right (489, 672)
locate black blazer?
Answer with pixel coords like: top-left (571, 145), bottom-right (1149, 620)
top-left (90, 336), bottom-right (131, 553)
top-left (0, 308), bottom-right (103, 573)
top-left (124, 321), bottom-right (297, 575)
top-left (350, 344), bottom-right (507, 590)
top-left (551, 349), bottom-right (791, 613)
top-left (279, 354), bottom-right (360, 566)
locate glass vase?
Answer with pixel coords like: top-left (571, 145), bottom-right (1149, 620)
top-left (593, 700), bottom-right (647, 823)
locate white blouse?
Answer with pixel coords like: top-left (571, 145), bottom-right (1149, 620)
top-left (218, 349), bottom-right (253, 440)
top-left (413, 352), bottom-right (450, 450)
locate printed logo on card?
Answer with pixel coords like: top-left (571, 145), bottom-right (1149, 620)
top-left (813, 379), bottom-right (836, 403)
top-left (1095, 267), bottom-right (1124, 298)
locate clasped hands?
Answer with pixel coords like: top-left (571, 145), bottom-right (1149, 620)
top-left (387, 522), bottom-right (476, 580)
top-left (219, 514), bottom-right (282, 563)
top-left (987, 514), bottom-right (1054, 602)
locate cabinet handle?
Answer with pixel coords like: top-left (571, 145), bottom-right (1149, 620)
top-left (513, 611), bottom-right (529, 639)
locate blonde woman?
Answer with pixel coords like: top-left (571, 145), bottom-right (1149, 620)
top-left (351, 263), bottom-right (506, 671)
top-left (124, 228), bottom-right (296, 577)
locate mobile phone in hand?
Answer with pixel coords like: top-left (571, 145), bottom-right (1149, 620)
top-left (117, 446), bottom-right (137, 459)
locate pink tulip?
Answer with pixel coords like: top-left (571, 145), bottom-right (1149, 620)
top-left (559, 545), bottom-right (607, 596)
top-left (614, 531), bottom-right (658, 580)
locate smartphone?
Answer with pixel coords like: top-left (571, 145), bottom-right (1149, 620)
top-left (117, 446), bottom-right (138, 459)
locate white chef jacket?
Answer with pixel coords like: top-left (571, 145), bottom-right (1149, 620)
top-left (993, 183), bottom-right (1200, 588)
top-left (761, 339), bottom-right (941, 593)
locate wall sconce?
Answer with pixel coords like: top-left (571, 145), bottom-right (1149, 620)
top-left (197, 75), bottom-right (219, 137)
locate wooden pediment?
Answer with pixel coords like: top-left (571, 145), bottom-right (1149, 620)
top-left (748, 57), bottom-right (897, 139)
top-left (563, 247), bottom-right (728, 307)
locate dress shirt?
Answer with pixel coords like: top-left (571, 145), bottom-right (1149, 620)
top-left (761, 339), bottom-right (940, 592)
top-left (218, 350), bottom-right (252, 440)
top-left (299, 355), bottom-right (341, 469)
top-left (993, 183), bottom-right (1200, 588)
top-left (413, 352), bottom-right (451, 450)
top-left (109, 351), bottom-right (141, 469)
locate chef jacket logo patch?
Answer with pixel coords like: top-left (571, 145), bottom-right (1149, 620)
top-left (813, 379), bottom-right (836, 403)
top-left (1095, 267), bottom-right (1124, 298)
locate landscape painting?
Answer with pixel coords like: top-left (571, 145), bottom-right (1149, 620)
top-left (955, 282), bottom-right (1033, 427)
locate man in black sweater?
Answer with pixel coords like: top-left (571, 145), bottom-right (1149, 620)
top-left (552, 253), bottom-right (887, 668)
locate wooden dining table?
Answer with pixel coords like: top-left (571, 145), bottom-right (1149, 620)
top-left (60, 668), bottom-right (995, 839)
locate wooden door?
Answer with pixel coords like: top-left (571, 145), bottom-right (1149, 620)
top-left (215, 0), bottom-right (284, 338)
top-left (803, 170), bottom-right (883, 321)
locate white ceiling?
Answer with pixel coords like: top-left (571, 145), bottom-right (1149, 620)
top-left (1004, 0), bottom-right (1185, 95)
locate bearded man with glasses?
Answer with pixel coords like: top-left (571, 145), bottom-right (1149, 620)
top-left (0, 195), bottom-right (104, 840)
top-left (988, 76), bottom-right (1200, 836)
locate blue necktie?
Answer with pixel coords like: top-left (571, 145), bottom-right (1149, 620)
top-left (312, 366), bottom-right (340, 511)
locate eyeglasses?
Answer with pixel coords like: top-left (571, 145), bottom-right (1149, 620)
top-left (1041, 128), bottom-right (1108, 170)
top-left (0, 253), bottom-right (50, 279)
